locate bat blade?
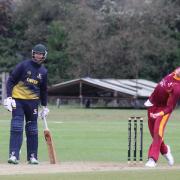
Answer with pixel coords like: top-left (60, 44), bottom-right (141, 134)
top-left (44, 129), bottom-right (57, 164)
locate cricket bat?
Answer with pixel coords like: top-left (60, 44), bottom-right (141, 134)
top-left (42, 117), bottom-right (57, 164)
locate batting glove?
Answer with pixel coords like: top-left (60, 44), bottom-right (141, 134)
top-left (39, 106), bottom-right (50, 119)
top-left (3, 97), bottom-right (16, 112)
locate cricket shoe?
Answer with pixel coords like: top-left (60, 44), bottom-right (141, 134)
top-left (145, 158), bottom-right (157, 168)
top-left (163, 145), bottom-right (174, 166)
top-left (8, 155), bottom-right (19, 164)
top-left (29, 157), bottom-right (39, 165)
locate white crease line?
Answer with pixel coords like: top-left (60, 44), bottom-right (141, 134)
top-left (51, 121), bottom-right (64, 124)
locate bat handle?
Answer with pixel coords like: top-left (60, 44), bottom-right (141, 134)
top-left (42, 116), bottom-right (49, 130)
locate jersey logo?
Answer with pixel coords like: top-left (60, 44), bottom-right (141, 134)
top-left (37, 73), bottom-right (42, 79)
top-left (160, 80), bottom-right (165, 87)
top-left (167, 82), bottom-right (172, 88)
top-left (27, 71), bottom-right (31, 76)
top-left (26, 78), bottom-right (38, 85)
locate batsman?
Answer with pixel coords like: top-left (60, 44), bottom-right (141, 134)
top-left (4, 44), bottom-right (50, 164)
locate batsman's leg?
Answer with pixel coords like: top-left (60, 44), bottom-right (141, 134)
top-left (24, 100), bottom-right (39, 164)
top-left (25, 121), bottom-right (38, 164)
top-left (9, 101), bottom-right (24, 164)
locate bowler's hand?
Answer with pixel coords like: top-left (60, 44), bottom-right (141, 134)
top-left (3, 97), bottom-right (16, 112)
top-left (150, 111), bottom-right (164, 119)
top-left (39, 106), bottom-right (50, 119)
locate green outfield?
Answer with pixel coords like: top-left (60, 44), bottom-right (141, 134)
top-left (0, 106), bottom-right (180, 179)
top-left (0, 170), bottom-right (180, 180)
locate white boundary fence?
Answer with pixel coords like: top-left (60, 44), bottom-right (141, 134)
top-left (0, 72), bottom-right (9, 103)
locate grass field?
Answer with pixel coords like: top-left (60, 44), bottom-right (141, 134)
top-left (1, 170), bottom-right (180, 180)
top-left (0, 105), bottom-right (180, 179)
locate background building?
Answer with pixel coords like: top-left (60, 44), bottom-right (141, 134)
top-left (48, 77), bottom-right (157, 108)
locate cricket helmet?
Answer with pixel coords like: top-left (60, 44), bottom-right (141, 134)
top-left (32, 44), bottom-right (48, 64)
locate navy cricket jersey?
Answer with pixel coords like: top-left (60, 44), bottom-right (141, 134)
top-left (6, 59), bottom-right (48, 106)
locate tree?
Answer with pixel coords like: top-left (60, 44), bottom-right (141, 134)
top-left (0, 0), bottom-right (13, 36)
top-left (1, 0), bottom-right (180, 83)
top-left (94, 0), bottom-right (180, 81)
top-left (47, 21), bottom-right (70, 84)
top-left (66, 2), bottom-right (101, 78)
top-left (0, 0), bottom-right (19, 73)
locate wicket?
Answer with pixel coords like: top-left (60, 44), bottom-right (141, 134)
top-left (128, 116), bottom-right (143, 164)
